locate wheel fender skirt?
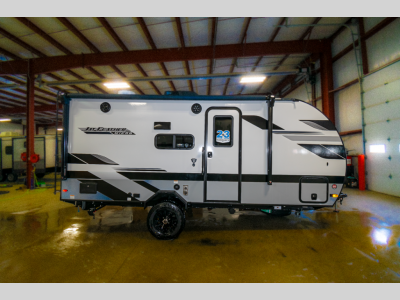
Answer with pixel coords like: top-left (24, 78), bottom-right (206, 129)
top-left (144, 190), bottom-right (187, 209)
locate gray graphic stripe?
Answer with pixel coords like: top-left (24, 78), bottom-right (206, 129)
top-left (284, 135), bottom-right (341, 142)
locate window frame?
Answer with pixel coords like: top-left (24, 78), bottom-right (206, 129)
top-left (213, 115), bottom-right (233, 147)
top-left (154, 134), bottom-right (195, 150)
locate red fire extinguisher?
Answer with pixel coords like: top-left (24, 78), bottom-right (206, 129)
top-left (346, 155), bottom-right (352, 166)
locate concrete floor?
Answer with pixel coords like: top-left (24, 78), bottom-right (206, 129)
top-left (1, 178), bottom-right (400, 283)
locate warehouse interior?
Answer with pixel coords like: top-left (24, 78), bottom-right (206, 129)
top-left (0, 16), bottom-right (399, 283)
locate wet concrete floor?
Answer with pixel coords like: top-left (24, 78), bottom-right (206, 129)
top-left (1, 180), bottom-right (400, 282)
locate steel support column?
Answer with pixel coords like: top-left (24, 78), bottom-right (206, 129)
top-left (26, 60), bottom-right (35, 189)
top-left (320, 50), bottom-right (335, 124)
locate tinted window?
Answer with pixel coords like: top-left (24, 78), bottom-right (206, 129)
top-left (155, 134), bottom-right (194, 150)
top-left (214, 116), bottom-right (233, 147)
top-left (175, 135), bottom-right (194, 149)
top-left (156, 135), bottom-right (173, 149)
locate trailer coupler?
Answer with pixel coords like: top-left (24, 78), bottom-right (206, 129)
top-left (88, 208), bottom-right (96, 219)
top-left (334, 193), bottom-right (347, 212)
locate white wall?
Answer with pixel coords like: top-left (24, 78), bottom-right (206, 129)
top-left (0, 122), bottom-right (24, 135)
top-left (332, 17), bottom-right (400, 197)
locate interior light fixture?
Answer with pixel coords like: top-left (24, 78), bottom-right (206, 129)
top-left (370, 144), bottom-right (385, 153)
top-left (57, 128), bottom-right (63, 131)
top-left (103, 82), bottom-right (130, 89)
top-left (0, 118), bottom-right (11, 122)
top-left (240, 76), bottom-right (266, 84)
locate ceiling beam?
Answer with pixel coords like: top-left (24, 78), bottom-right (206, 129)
top-left (97, 17), bottom-right (144, 95)
top-left (15, 17), bottom-right (73, 55)
top-left (0, 25), bottom-right (46, 58)
top-left (237, 17), bottom-right (287, 95)
top-left (0, 46), bottom-right (21, 60)
top-left (207, 18), bottom-right (218, 95)
top-left (0, 39), bottom-right (330, 75)
top-left (6, 20), bottom-right (90, 94)
top-left (223, 17), bottom-right (252, 95)
top-left (137, 17), bottom-right (175, 93)
top-left (175, 17), bottom-right (193, 92)
top-left (0, 104), bottom-right (61, 115)
top-left (332, 17), bottom-right (397, 63)
top-left (265, 18), bottom-right (322, 96)
top-left (55, 17), bottom-right (110, 94)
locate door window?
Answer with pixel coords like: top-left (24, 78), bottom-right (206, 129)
top-left (214, 116), bottom-right (233, 147)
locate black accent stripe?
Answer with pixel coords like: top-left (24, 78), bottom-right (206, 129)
top-left (273, 131), bottom-right (321, 135)
top-left (115, 168), bottom-right (166, 172)
top-left (119, 172), bottom-right (202, 181)
top-left (79, 180), bottom-right (138, 201)
top-left (84, 132), bottom-right (112, 134)
top-left (299, 144), bottom-right (345, 160)
top-left (67, 171), bottom-right (100, 179)
top-left (301, 120), bottom-right (336, 131)
top-left (322, 144), bottom-right (346, 159)
top-left (134, 181), bottom-right (159, 193)
top-left (242, 115), bottom-right (284, 130)
top-left (118, 172), bottom-right (345, 184)
top-left (72, 154), bottom-right (118, 165)
top-left (68, 154), bottom-right (86, 164)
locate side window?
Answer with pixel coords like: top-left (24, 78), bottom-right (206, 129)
top-left (214, 116), bottom-right (233, 147)
top-left (155, 134), bottom-right (194, 150)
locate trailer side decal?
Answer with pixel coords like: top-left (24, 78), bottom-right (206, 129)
top-left (79, 127), bottom-right (135, 135)
top-left (67, 171), bottom-right (100, 179)
top-left (300, 120), bottom-right (336, 131)
top-left (68, 154), bottom-right (87, 164)
top-left (134, 181), bottom-right (160, 193)
top-left (242, 115), bottom-right (284, 130)
top-left (71, 154), bottom-right (118, 165)
top-left (284, 136), bottom-right (342, 142)
top-left (298, 144), bottom-right (346, 159)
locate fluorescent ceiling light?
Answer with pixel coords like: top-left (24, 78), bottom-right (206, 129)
top-left (240, 76), bottom-right (266, 83)
top-left (370, 144), bottom-right (385, 153)
top-left (103, 82), bottom-right (130, 89)
top-left (57, 128), bottom-right (63, 131)
top-left (0, 118), bottom-right (11, 122)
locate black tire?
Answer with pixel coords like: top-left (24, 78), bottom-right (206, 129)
top-left (147, 202), bottom-right (185, 240)
top-left (261, 209), bottom-right (292, 217)
top-left (0, 173), bottom-right (4, 182)
top-left (7, 173), bottom-right (18, 182)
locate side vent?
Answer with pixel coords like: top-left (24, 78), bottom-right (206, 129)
top-left (154, 122), bottom-right (171, 130)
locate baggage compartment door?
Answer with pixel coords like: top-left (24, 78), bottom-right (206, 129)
top-left (299, 176), bottom-right (329, 203)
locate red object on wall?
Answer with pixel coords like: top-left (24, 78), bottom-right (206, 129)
top-left (347, 156), bottom-right (352, 166)
top-left (21, 152), bottom-right (27, 162)
top-left (358, 154), bottom-right (366, 190)
top-left (30, 154), bottom-right (40, 163)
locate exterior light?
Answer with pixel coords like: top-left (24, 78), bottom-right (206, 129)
top-left (370, 144), bottom-right (385, 153)
top-left (103, 82), bottom-right (130, 89)
top-left (0, 118), bottom-right (11, 122)
top-left (240, 76), bottom-right (266, 84)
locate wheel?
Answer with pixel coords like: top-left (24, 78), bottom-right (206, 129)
top-left (0, 173), bottom-right (4, 182)
top-left (147, 202), bottom-right (185, 240)
top-left (261, 209), bottom-right (292, 217)
top-left (7, 173), bottom-right (18, 182)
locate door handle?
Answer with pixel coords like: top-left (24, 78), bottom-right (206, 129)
top-left (208, 152), bottom-right (213, 158)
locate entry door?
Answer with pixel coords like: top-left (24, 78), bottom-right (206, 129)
top-left (205, 109), bottom-right (241, 202)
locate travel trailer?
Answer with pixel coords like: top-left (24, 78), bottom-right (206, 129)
top-left (0, 134), bottom-right (61, 181)
top-left (60, 92), bottom-right (347, 239)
